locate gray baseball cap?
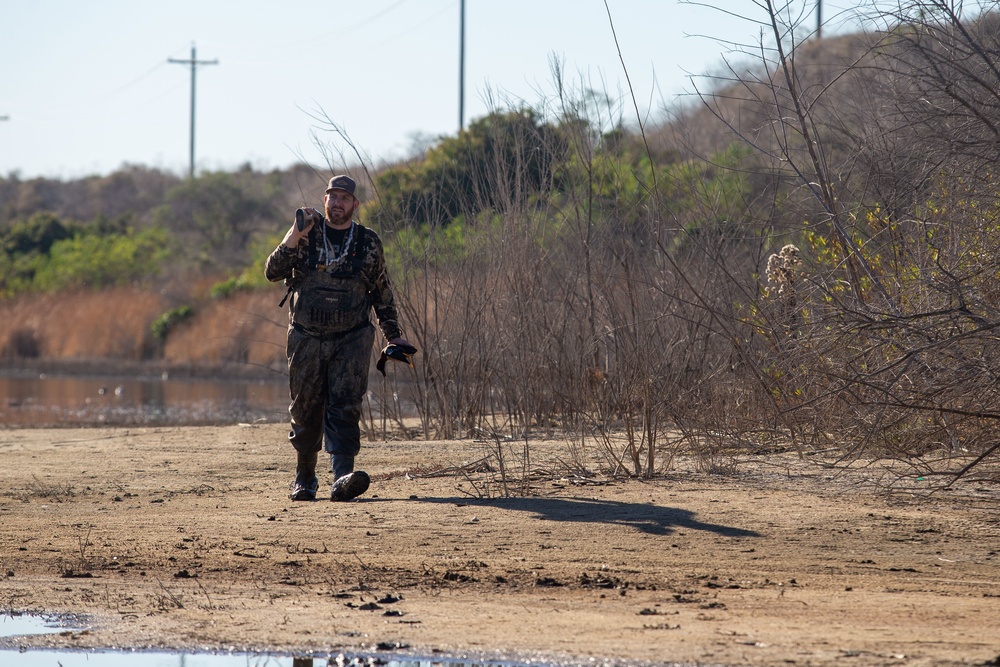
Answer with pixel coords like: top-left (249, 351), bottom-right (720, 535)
top-left (326, 174), bottom-right (357, 197)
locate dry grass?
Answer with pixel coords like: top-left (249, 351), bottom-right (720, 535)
top-left (0, 287), bottom-right (287, 377)
top-left (161, 290), bottom-right (286, 371)
top-left (0, 288), bottom-right (170, 361)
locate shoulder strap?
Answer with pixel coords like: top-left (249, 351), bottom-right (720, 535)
top-left (349, 224), bottom-right (370, 274)
top-left (278, 285), bottom-right (293, 308)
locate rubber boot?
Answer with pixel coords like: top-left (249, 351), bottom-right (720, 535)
top-left (289, 450), bottom-right (319, 501)
top-left (330, 454), bottom-right (369, 501)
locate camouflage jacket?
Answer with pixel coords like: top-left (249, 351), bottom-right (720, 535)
top-left (264, 221), bottom-right (403, 342)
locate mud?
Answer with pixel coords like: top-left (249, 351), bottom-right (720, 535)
top-left (0, 424), bottom-right (998, 667)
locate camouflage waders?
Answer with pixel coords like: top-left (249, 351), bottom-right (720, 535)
top-left (286, 321), bottom-right (375, 468)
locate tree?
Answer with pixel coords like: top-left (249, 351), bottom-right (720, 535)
top-left (366, 110), bottom-right (568, 229)
top-left (690, 0), bottom-right (1000, 483)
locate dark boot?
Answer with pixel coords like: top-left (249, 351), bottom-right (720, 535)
top-left (290, 450), bottom-right (318, 501)
top-left (330, 454), bottom-right (368, 501)
top-left (331, 470), bottom-right (370, 501)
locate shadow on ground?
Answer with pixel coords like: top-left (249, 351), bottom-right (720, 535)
top-left (414, 495), bottom-right (761, 538)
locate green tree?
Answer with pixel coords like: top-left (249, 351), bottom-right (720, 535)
top-left (151, 170), bottom-right (283, 267)
top-left (1, 212), bottom-right (74, 255)
top-left (32, 227), bottom-right (172, 291)
top-left (367, 110), bottom-right (568, 229)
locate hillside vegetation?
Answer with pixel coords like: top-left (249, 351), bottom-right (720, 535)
top-left (3, 1), bottom-right (1000, 486)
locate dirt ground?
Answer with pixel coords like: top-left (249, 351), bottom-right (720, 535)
top-left (0, 423), bottom-right (998, 667)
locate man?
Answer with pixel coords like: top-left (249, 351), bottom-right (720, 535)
top-left (265, 174), bottom-right (413, 501)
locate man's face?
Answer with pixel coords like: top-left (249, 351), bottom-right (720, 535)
top-left (324, 190), bottom-right (358, 227)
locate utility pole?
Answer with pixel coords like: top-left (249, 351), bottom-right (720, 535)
top-left (817, 0), bottom-right (822, 39)
top-left (458, 0), bottom-right (465, 132)
top-left (168, 43), bottom-right (218, 178)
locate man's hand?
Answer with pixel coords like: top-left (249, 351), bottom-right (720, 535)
top-left (281, 207), bottom-right (322, 248)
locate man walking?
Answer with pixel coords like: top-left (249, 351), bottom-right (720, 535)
top-left (265, 174), bottom-right (413, 501)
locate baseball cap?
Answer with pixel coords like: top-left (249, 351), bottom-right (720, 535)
top-left (326, 174), bottom-right (357, 197)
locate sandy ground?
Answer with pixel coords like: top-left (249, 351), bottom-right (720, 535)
top-left (0, 423), bottom-right (998, 667)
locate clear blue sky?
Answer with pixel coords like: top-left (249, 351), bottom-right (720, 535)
top-left (0, 1), bottom-right (852, 180)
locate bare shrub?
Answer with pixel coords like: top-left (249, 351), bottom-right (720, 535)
top-left (684, 0), bottom-right (1000, 486)
top-left (357, 0), bottom-right (1000, 489)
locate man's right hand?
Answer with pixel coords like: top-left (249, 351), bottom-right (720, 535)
top-left (281, 207), bottom-right (321, 248)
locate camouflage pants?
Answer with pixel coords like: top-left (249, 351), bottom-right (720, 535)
top-left (286, 322), bottom-right (375, 458)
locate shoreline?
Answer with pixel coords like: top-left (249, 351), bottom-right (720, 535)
top-left (0, 358), bottom-right (287, 383)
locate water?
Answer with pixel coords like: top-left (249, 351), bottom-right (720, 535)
top-left (0, 612), bottom-right (83, 636)
top-left (0, 615), bottom-right (562, 666)
top-left (1, 653), bottom-right (292, 667)
top-left (0, 651), bottom-right (554, 667)
top-left (0, 651), bottom-right (546, 667)
top-left (0, 615), bottom-right (552, 666)
top-left (0, 370), bottom-right (415, 427)
top-left (0, 372), bottom-right (289, 426)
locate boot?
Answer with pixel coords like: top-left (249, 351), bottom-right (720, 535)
top-left (290, 450), bottom-right (319, 501)
top-left (330, 454), bottom-right (369, 501)
top-left (331, 470), bottom-right (370, 502)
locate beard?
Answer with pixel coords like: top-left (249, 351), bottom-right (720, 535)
top-left (324, 200), bottom-right (355, 228)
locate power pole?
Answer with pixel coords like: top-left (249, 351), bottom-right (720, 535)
top-left (168, 43), bottom-right (218, 178)
top-left (817, 0), bottom-right (822, 39)
top-left (458, 0), bottom-right (465, 132)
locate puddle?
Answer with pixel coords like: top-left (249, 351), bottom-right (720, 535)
top-left (0, 652), bottom-right (289, 666)
top-left (0, 612), bottom-right (87, 636)
top-left (0, 649), bottom-right (562, 667)
top-left (0, 615), bottom-right (574, 667)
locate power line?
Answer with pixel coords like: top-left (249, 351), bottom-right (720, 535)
top-left (347, 0), bottom-right (410, 33)
top-left (168, 42), bottom-right (219, 178)
top-left (106, 59), bottom-right (169, 99)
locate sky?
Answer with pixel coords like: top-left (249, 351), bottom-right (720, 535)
top-left (0, 1), bottom-right (859, 180)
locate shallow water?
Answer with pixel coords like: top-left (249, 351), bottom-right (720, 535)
top-left (2, 648), bottom-right (285, 666)
top-left (0, 370), bottom-right (414, 427)
top-left (0, 651), bottom-right (541, 666)
top-left (0, 652), bottom-right (506, 667)
top-left (0, 612), bottom-right (80, 636)
top-left (0, 372), bottom-right (289, 426)
top-left (0, 615), bottom-right (559, 667)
